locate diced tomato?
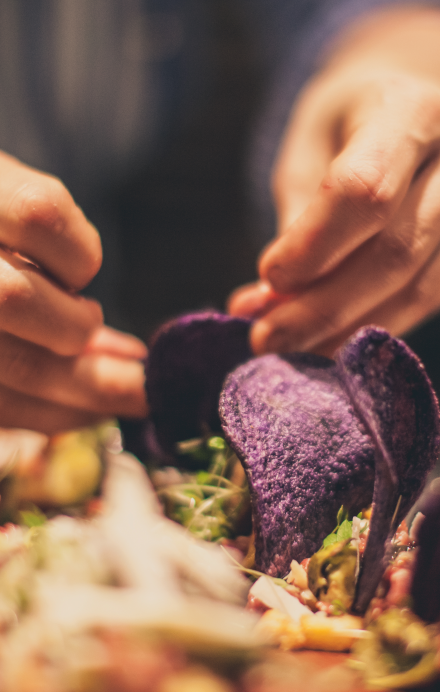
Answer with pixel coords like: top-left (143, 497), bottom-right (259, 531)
top-left (386, 567), bottom-right (412, 606)
top-left (301, 558), bottom-right (310, 572)
top-left (393, 520), bottom-right (410, 547)
top-left (86, 498), bottom-right (104, 517)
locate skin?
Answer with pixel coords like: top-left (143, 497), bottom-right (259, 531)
top-left (229, 6), bottom-right (440, 357)
top-left (0, 152), bottom-right (147, 434)
top-left (3, 5), bottom-right (440, 432)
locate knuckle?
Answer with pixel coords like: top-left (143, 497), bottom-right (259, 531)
top-left (400, 78), bottom-right (440, 124)
top-left (54, 302), bottom-right (103, 357)
top-left (0, 269), bottom-right (33, 308)
top-left (2, 342), bottom-right (42, 389)
top-left (376, 227), bottom-right (415, 275)
top-left (330, 161), bottom-right (395, 220)
top-left (11, 177), bottom-right (71, 236)
top-left (307, 302), bottom-right (342, 341)
top-left (9, 177), bottom-right (102, 290)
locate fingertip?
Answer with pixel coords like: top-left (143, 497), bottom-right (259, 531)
top-left (81, 297), bottom-right (104, 339)
top-left (84, 325), bottom-right (148, 360)
top-left (227, 281), bottom-right (273, 318)
top-left (92, 356), bottom-right (147, 418)
top-left (10, 177), bottom-right (103, 291)
top-left (70, 242), bottom-right (102, 291)
top-left (258, 240), bottom-right (295, 294)
top-left (250, 319), bottom-right (277, 355)
top-left (261, 262), bottom-right (293, 295)
top-left (251, 308), bottom-right (301, 355)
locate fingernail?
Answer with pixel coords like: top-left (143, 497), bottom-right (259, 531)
top-left (251, 320), bottom-right (280, 354)
top-left (229, 281), bottom-right (292, 319)
top-left (85, 327), bottom-right (148, 359)
top-left (251, 318), bottom-right (297, 355)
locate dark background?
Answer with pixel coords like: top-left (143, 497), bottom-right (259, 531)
top-left (83, 1), bottom-right (264, 341)
top-left (79, 1), bottom-right (440, 401)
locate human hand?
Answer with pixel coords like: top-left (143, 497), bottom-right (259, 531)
top-left (0, 152), bottom-right (147, 433)
top-left (230, 66), bottom-right (440, 356)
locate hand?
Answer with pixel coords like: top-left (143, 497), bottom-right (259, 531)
top-left (230, 8), bottom-right (440, 357)
top-left (0, 152), bottom-right (147, 433)
top-left (231, 67), bottom-right (440, 356)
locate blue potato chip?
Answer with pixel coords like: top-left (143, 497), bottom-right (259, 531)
top-left (337, 327), bottom-right (440, 612)
top-left (219, 352), bottom-right (376, 577)
top-left (145, 312), bottom-right (251, 456)
top-left (220, 327), bottom-right (440, 610)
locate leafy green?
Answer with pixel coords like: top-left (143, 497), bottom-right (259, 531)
top-left (322, 533), bottom-right (339, 548)
top-left (207, 436), bottom-right (227, 451)
top-left (352, 607), bottom-right (439, 689)
top-left (331, 598), bottom-right (348, 616)
top-left (337, 505), bottom-right (349, 525)
top-left (19, 506), bottom-right (47, 528)
top-left (308, 540), bottom-right (358, 610)
top-left (321, 506), bottom-right (365, 548)
top-left (158, 435), bottom-right (250, 541)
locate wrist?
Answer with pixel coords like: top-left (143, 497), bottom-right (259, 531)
top-left (322, 6), bottom-right (440, 86)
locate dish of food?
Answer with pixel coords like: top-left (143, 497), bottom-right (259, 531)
top-left (0, 312), bottom-right (439, 691)
top-left (145, 312), bottom-right (440, 690)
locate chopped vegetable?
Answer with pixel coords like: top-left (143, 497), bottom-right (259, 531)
top-left (351, 607), bottom-right (439, 689)
top-left (153, 435), bottom-right (250, 542)
top-left (308, 540), bottom-right (357, 612)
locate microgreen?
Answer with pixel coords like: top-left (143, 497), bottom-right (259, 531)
top-left (157, 435), bottom-right (249, 541)
top-left (321, 506), bottom-right (364, 549)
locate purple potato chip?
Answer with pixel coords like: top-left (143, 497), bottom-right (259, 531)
top-left (145, 312), bottom-right (251, 457)
top-left (220, 327), bottom-right (440, 604)
top-left (219, 352), bottom-right (376, 576)
top-left (336, 327), bottom-right (440, 613)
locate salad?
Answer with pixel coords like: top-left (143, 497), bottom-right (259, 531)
top-left (0, 312), bottom-right (439, 690)
top-left (144, 312), bottom-right (440, 690)
top-left (152, 430), bottom-right (440, 690)
top-left (0, 427), bottom-right (263, 692)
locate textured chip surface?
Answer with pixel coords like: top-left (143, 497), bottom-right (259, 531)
top-left (219, 352), bottom-right (376, 576)
top-left (145, 312), bottom-right (251, 456)
top-left (146, 315), bottom-right (440, 611)
top-left (220, 327), bottom-right (440, 590)
top-left (336, 327), bottom-right (440, 612)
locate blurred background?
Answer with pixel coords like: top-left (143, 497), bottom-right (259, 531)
top-left (82, 0), bottom-right (264, 338)
top-left (0, 0), bottom-right (439, 397)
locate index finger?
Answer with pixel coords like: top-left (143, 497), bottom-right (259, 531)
top-left (262, 77), bottom-right (440, 294)
top-left (0, 248), bottom-right (103, 356)
top-left (0, 152), bottom-right (102, 290)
